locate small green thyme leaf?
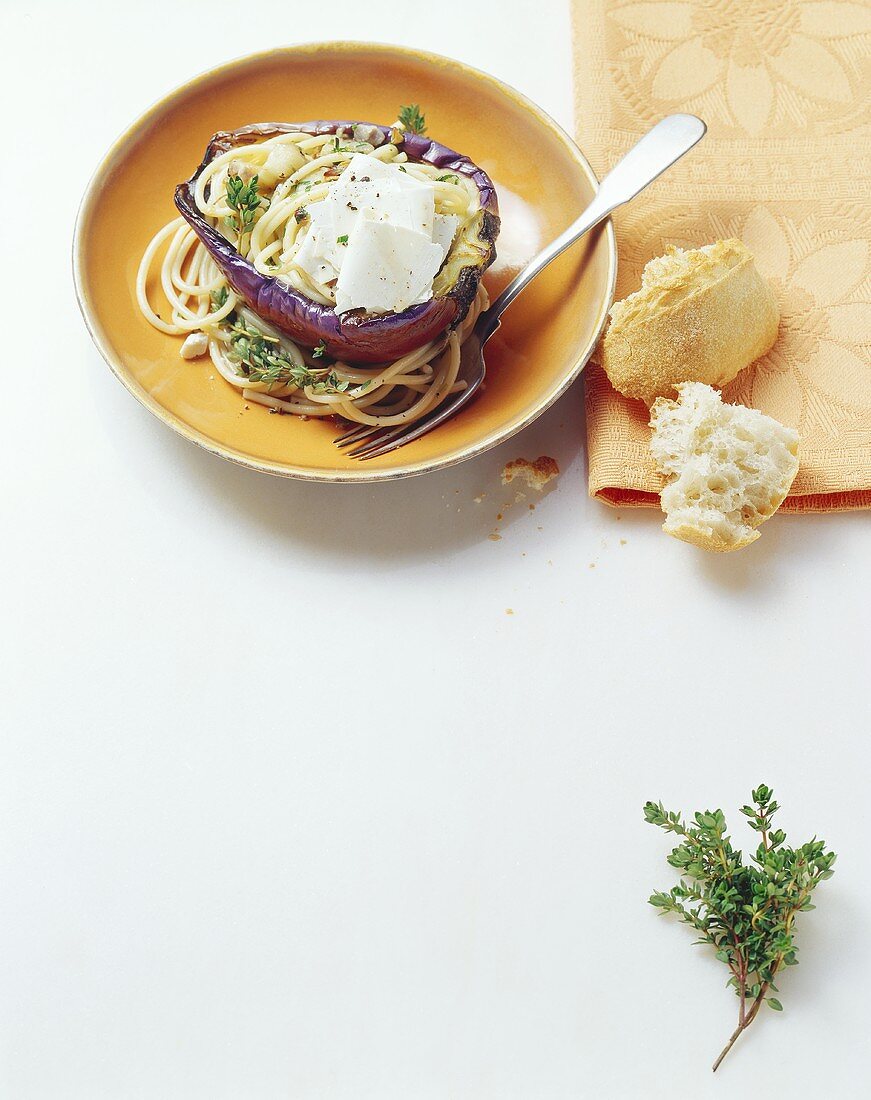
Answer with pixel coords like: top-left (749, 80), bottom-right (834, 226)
top-left (225, 318), bottom-right (342, 393)
top-left (312, 341), bottom-right (327, 359)
top-left (397, 104), bottom-right (426, 135)
top-left (336, 234), bottom-right (349, 246)
top-left (224, 173), bottom-right (261, 248)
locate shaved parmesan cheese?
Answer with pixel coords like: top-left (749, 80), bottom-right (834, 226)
top-left (291, 153), bottom-right (458, 315)
top-left (432, 213), bottom-right (459, 259)
top-left (293, 202), bottom-right (339, 285)
top-left (336, 222), bottom-right (444, 315)
top-left (343, 153), bottom-right (396, 182)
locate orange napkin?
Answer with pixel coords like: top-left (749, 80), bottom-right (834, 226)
top-left (572, 0), bottom-right (871, 511)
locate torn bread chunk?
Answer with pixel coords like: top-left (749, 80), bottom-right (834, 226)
top-left (649, 382), bottom-right (799, 553)
top-left (501, 456), bottom-right (559, 491)
top-left (602, 240), bottom-right (779, 406)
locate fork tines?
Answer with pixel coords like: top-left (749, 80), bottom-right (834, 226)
top-left (332, 419), bottom-right (422, 459)
top-left (333, 423), bottom-right (381, 449)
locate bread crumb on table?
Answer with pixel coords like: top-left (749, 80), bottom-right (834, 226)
top-left (501, 456), bottom-right (559, 490)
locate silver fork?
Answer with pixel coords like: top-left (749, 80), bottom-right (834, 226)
top-left (335, 113), bottom-right (707, 460)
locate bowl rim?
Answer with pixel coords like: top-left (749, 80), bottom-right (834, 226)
top-left (72, 40), bottom-right (617, 483)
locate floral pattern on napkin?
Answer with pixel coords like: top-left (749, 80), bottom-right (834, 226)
top-left (574, 0), bottom-right (871, 510)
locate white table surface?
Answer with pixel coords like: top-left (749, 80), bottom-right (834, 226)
top-left (2, 1), bottom-right (869, 1097)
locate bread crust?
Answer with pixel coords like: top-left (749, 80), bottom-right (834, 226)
top-left (602, 240), bottom-right (779, 406)
top-left (501, 456), bottom-right (559, 490)
top-left (662, 521), bottom-right (760, 553)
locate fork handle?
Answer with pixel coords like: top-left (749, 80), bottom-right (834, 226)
top-left (482, 114), bottom-right (707, 333)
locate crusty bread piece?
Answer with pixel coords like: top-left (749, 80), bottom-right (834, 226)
top-left (602, 240), bottom-right (779, 406)
top-left (501, 456), bottom-right (559, 490)
top-left (649, 383), bottom-right (799, 552)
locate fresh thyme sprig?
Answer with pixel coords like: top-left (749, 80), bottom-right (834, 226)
top-left (227, 316), bottom-right (348, 394)
top-left (397, 104), bottom-right (426, 135)
top-left (645, 784), bottom-right (836, 1072)
top-left (210, 286), bottom-right (229, 311)
top-left (224, 173), bottom-right (262, 248)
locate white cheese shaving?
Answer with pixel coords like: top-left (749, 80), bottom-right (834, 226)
top-left (335, 222), bottom-right (444, 315)
top-left (292, 153), bottom-right (457, 315)
top-left (293, 201), bottom-right (340, 285)
top-left (432, 213), bottom-right (460, 259)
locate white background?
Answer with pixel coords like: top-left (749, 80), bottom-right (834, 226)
top-left (2, 1), bottom-right (869, 1097)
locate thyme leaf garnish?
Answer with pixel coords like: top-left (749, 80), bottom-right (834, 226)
top-left (224, 173), bottom-right (262, 248)
top-left (397, 104), bottom-right (426, 135)
top-left (227, 318), bottom-right (347, 393)
top-left (210, 286), bottom-right (229, 311)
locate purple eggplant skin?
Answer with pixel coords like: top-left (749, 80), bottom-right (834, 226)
top-left (174, 122), bottom-right (500, 364)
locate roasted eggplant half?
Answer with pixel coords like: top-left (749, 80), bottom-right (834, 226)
top-left (174, 121), bottom-right (500, 364)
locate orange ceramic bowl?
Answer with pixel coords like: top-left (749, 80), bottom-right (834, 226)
top-left (73, 43), bottom-right (616, 482)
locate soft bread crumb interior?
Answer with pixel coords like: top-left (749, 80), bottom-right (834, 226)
top-left (650, 382), bottom-right (799, 549)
